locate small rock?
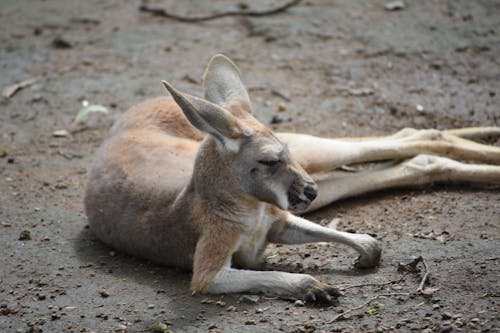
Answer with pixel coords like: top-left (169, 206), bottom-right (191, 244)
top-left (384, 1), bottom-right (405, 11)
top-left (19, 230), bottom-right (32, 241)
top-left (52, 129), bottom-right (69, 137)
top-left (239, 295), bottom-right (260, 304)
top-left (115, 324), bottom-right (127, 332)
top-left (99, 289), bottom-right (110, 298)
top-left (208, 324), bottom-right (217, 330)
top-left (347, 87), bottom-right (374, 96)
top-left (270, 115), bottom-right (284, 124)
top-left (201, 298), bottom-right (214, 304)
top-left (440, 324), bottom-right (453, 333)
top-left (226, 305), bottom-right (236, 312)
top-left (278, 102), bottom-right (287, 112)
top-left (149, 322), bottom-right (168, 333)
top-left (294, 300), bottom-right (305, 307)
top-left (238, 3), bottom-right (249, 10)
top-left (441, 312), bottom-right (452, 320)
top-left (51, 37), bottom-right (72, 49)
top-left (215, 300), bottom-right (226, 307)
top-left (244, 320), bottom-right (256, 325)
top-left (147, 304), bottom-right (155, 309)
top-left (255, 308), bottom-right (264, 313)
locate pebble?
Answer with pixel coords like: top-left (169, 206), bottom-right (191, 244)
top-left (200, 298), bottom-right (214, 304)
top-left (384, 1), bottom-right (405, 11)
top-left (278, 102), bottom-right (287, 112)
top-left (440, 324), bottom-right (453, 333)
top-left (18, 230), bottom-right (32, 241)
top-left (239, 295), bottom-right (259, 304)
top-left (115, 324), bottom-right (127, 332)
top-left (441, 312), bottom-right (452, 320)
top-left (149, 322), bottom-right (168, 333)
top-left (294, 300), bottom-right (305, 307)
top-left (52, 129), bottom-right (69, 137)
top-left (271, 115), bottom-right (284, 124)
top-left (215, 300), bottom-right (226, 307)
top-left (99, 289), bottom-right (110, 298)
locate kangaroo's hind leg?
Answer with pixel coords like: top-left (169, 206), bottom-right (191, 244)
top-left (304, 154), bottom-right (500, 212)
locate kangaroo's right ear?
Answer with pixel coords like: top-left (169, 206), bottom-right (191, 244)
top-left (163, 81), bottom-right (251, 151)
top-left (203, 54), bottom-right (252, 116)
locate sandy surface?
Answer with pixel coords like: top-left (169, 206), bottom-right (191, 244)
top-left (1, 0), bottom-right (499, 332)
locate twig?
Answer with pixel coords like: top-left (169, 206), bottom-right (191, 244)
top-left (339, 273), bottom-right (408, 291)
top-left (329, 293), bottom-right (411, 323)
top-left (331, 257), bottom-right (432, 322)
top-left (416, 256), bottom-right (430, 293)
top-left (271, 89), bottom-right (291, 102)
top-left (139, 0), bottom-right (302, 23)
top-left (2, 77), bottom-right (39, 99)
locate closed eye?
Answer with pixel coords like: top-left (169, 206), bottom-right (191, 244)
top-left (258, 159), bottom-right (280, 167)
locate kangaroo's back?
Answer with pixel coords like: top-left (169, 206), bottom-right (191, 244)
top-left (84, 96), bottom-right (203, 269)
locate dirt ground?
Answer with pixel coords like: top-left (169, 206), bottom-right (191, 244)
top-left (1, 0), bottom-right (499, 332)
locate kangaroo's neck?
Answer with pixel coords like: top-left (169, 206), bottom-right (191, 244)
top-left (190, 137), bottom-right (260, 220)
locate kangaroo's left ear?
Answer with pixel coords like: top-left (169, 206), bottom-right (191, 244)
top-left (203, 54), bottom-right (252, 116)
top-left (162, 80), bottom-right (250, 152)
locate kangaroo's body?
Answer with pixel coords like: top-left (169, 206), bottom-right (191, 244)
top-left (85, 55), bottom-right (500, 304)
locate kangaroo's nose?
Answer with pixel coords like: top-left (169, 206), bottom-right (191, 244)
top-left (304, 184), bottom-right (318, 202)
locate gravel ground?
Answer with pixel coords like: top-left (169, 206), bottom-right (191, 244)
top-left (1, 0), bottom-right (499, 332)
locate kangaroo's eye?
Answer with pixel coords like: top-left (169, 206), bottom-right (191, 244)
top-left (258, 159), bottom-right (280, 167)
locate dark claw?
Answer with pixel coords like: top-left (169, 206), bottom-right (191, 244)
top-left (305, 291), bottom-right (316, 302)
top-left (325, 287), bottom-right (343, 298)
top-left (305, 286), bottom-right (340, 306)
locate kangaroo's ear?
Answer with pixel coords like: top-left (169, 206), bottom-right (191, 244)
top-left (203, 54), bottom-right (252, 115)
top-left (163, 81), bottom-right (251, 151)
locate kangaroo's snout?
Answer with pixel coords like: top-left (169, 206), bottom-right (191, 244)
top-left (303, 184), bottom-right (318, 202)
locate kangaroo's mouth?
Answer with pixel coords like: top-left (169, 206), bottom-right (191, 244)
top-left (287, 191), bottom-right (311, 213)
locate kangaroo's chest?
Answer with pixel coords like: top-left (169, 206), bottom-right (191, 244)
top-left (232, 205), bottom-right (276, 269)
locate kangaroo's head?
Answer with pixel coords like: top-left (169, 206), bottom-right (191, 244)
top-left (163, 54), bottom-right (317, 213)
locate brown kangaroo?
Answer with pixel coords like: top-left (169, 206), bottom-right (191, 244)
top-left (84, 54), bottom-right (500, 304)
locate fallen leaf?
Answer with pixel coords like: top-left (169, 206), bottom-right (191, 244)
top-left (74, 104), bottom-right (109, 124)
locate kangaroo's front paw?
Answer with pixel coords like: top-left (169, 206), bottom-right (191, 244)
top-left (300, 278), bottom-right (341, 305)
top-left (352, 234), bottom-right (382, 269)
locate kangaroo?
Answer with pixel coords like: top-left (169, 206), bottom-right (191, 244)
top-left (84, 54), bottom-right (500, 304)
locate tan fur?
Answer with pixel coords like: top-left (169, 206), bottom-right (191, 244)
top-left (85, 54), bottom-right (500, 303)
